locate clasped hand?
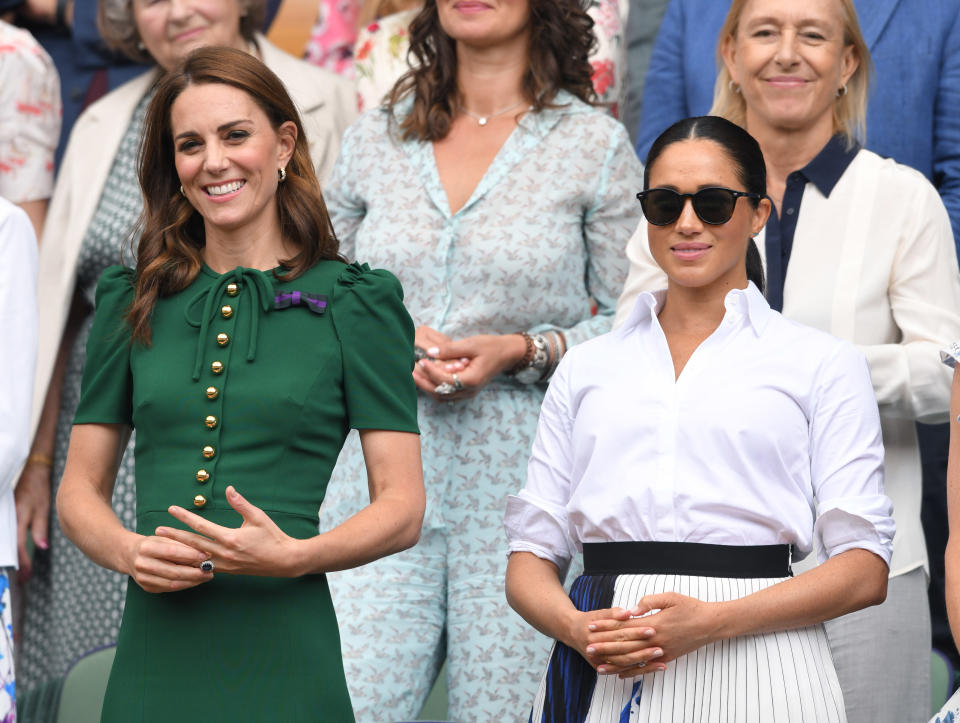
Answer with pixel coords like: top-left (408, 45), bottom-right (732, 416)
top-left (412, 325), bottom-right (524, 403)
top-left (574, 593), bottom-right (721, 678)
top-left (126, 485), bottom-right (301, 593)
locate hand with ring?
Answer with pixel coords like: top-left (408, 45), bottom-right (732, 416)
top-left (413, 333), bottom-right (527, 403)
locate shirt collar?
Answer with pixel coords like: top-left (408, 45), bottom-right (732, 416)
top-left (797, 134), bottom-right (860, 198)
top-left (620, 282), bottom-right (774, 337)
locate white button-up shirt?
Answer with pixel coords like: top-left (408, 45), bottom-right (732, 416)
top-left (505, 284), bottom-right (894, 576)
top-left (614, 148), bottom-right (960, 578)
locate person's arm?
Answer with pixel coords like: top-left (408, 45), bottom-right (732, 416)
top-left (15, 292), bottom-right (84, 574)
top-left (932, 5), bottom-right (960, 256)
top-left (946, 365), bottom-right (960, 652)
top-left (156, 429), bottom-right (423, 575)
top-left (583, 548), bottom-right (886, 677)
top-left (0, 204), bottom-right (37, 500)
top-left (504, 356), bottom-right (641, 670)
top-left (860, 177), bottom-right (960, 421)
top-left (57, 423), bottom-right (213, 592)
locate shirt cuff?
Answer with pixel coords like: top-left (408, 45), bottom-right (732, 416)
top-left (941, 341), bottom-right (960, 369)
top-left (813, 497), bottom-right (895, 566)
top-left (504, 492), bottom-right (573, 576)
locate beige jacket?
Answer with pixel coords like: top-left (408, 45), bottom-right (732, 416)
top-left (31, 35), bottom-right (356, 436)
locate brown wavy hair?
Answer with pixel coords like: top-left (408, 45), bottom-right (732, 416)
top-left (387, 0), bottom-right (597, 142)
top-left (129, 46), bottom-right (341, 344)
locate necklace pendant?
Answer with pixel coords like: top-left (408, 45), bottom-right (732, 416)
top-left (478, 117), bottom-right (488, 126)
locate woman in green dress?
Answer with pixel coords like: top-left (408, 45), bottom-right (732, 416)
top-left (55, 46), bottom-right (425, 722)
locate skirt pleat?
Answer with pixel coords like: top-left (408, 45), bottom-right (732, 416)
top-left (529, 573), bottom-right (846, 723)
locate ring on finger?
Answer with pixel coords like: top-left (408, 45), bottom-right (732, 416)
top-left (452, 373), bottom-right (464, 392)
top-left (200, 559), bottom-right (215, 573)
top-left (434, 382), bottom-right (457, 396)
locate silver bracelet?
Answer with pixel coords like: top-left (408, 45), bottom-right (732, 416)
top-left (511, 333), bottom-right (550, 384)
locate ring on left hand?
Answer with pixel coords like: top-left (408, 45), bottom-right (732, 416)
top-left (200, 559), bottom-right (215, 573)
top-left (452, 373), bottom-right (464, 392)
top-left (434, 382), bottom-right (457, 396)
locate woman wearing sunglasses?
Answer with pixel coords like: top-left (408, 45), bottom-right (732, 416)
top-left (616, 2), bottom-right (960, 719)
top-left (505, 115), bottom-right (893, 722)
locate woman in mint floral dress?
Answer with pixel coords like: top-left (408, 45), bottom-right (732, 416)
top-left (319, 1), bottom-right (642, 720)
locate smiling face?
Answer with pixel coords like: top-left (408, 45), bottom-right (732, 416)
top-left (171, 82), bottom-right (295, 242)
top-left (721, 0), bottom-right (857, 139)
top-left (647, 138), bottom-right (770, 295)
top-left (133, 0), bottom-right (249, 71)
top-left (437, 0), bottom-right (531, 49)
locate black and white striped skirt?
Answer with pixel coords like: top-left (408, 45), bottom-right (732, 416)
top-left (528, 542), bottom-right (846, 723)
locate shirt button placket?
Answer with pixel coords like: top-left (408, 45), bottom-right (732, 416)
top-left (195, 282), bottom-right (239, 509)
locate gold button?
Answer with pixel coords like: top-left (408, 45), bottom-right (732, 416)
top-left (202, 445), bottom-right (215, 459)
top-left (216, 333), bottom-right (229, 347)
top-left (206, 386), bottom-right (219, 400)
top-left (211, 361), bottom-right (224, 374)
top-left (226, 283), bottom-right (239, 296)
top-left (221, 305), bottom-right (233, 318)
top-left (196, 469), bottom-right (210, 483)
top-left (205, 415), bottom-right (218, 429)
top-left (193, 494), bottom-right (207, 508)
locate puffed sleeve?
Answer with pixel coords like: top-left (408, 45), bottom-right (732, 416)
top-left (809, 341), bottom-right (895, 565)
top-left (504, 355), bottom-right (578, 577)
top-left (331, 262), bottom-right (418, 433)
top-left (73, 266), bottom-right (135, 425)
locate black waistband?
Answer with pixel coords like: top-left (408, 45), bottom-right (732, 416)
top-left (582, 541), bottom-right (793, 578)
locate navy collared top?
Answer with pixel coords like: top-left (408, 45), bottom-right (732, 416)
top-left (765, 134), bottom-right (860, 311)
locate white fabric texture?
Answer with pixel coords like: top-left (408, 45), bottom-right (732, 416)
top-left (614, 148), bottom-right (960, 578)
top-left (506, 283), bottom-right (893, 571)
top-left (0, 198), bottom-right (37, 566)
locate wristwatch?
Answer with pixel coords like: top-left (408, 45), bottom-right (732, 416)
top-left (512, 333), bottom-right (549, 384)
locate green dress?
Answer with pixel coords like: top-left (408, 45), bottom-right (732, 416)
top-left (73, 260), bottom-right (419, 722)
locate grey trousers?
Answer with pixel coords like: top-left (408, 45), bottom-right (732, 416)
top-left (825, 567), bottom-right (930, 723)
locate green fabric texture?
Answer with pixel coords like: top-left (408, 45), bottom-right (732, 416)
top-left (73, 260), bottom-right (418, 722)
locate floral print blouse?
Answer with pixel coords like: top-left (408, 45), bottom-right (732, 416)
top-left (324, 91), bottom-right (642, 345)
top-left (0, 21), bottom-right (61, 204)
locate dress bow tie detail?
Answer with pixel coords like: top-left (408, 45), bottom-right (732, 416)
top-left (185, 267), bottom-right (276, 381)
top-left (274, 290), bottom-right (327, 314)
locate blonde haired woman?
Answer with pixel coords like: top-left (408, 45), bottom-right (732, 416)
top-left (616, 0), bottom-right (960, 721)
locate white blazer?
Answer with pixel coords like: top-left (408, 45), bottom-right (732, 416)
top-left (614, 148), bottom-right (960, 578)
top-left (31, 36), bottom-right (357, 439)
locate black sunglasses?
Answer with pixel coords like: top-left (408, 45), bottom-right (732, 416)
top-left (636, 187), bottom-right (764, 226)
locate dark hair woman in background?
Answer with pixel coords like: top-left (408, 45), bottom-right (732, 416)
top-left (318, 0), bottom-right (642, 719)
top-left (56, 47), bottom-right (424, 722)
top-left (505, 116), bottom-right (892, 721)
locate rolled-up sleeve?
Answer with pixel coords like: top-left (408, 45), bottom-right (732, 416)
top-left (809, 342), bottom-right (894, 565)
top-left (505, 357), bottom-right (578, 575)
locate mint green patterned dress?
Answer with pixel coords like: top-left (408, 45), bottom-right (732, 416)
top-left (320, 92), bottom-right (643, 722)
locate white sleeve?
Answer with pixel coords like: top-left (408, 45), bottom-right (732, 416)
top-left (808, 342), bottom-right (894, 565)
top-left (0, 200), bottom-right (38, 497)
top-left (860, 177), bottom-right (960, 422)
top-left (504, 356), bottom-right (578, 576)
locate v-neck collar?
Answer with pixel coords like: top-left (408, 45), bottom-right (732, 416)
top-left (387, 90), bottom-right (589, 220)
